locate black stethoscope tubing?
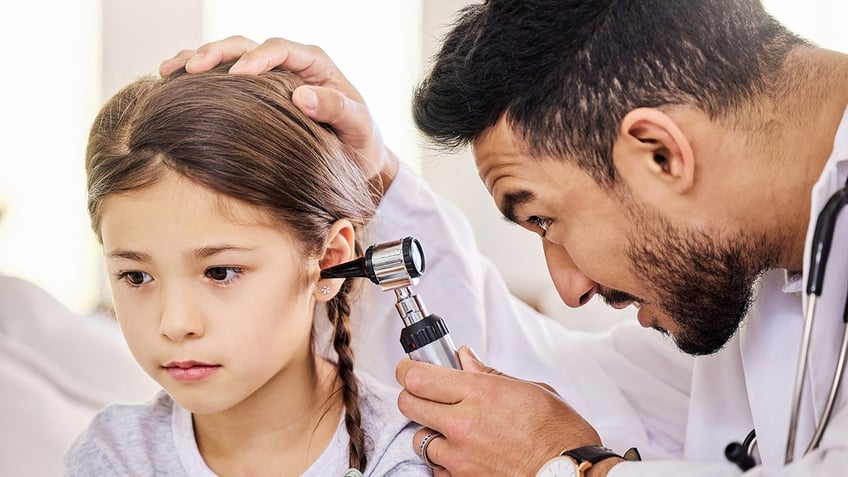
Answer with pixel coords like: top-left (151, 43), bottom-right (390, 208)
top-left (726, 177), bottom-right (848, 471)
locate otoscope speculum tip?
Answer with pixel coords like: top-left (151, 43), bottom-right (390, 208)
top-left (320, 236), bottom-right (424, 290)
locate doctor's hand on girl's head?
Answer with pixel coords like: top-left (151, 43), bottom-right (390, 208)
top-left (160, 35), bottom-right (398, 192)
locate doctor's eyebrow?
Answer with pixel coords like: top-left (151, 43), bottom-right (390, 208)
top-left (500, 190), bottom-right (536, 224)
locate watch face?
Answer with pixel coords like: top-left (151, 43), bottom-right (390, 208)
top-left (536, 457), bottom-right (578, 477)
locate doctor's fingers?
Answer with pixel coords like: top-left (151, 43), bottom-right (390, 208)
top-left (248, 38), bottom-right (363, 100)
top-left (456, 345), bottom-right (559, 394)
top-left (412, 421), bottom-right (535, 476)
top-left (292, 84), bottom-right (390, 180)
top-left (159, 35), bottom-right (259, 76)
top-left (400, 349), bottom-right (558, 401)
top-left (173, 37), bottom-right (365, 101)
top-left (396, 366), bottom-right (532, 435)
top-left (292, 85), bottom-right (367, 138)
top-left (159, 49), bottom-right (197, 76)
top-left (414, 427), bottom-right (452, 476)
top-left (397, 359), bottom-right (478, 404)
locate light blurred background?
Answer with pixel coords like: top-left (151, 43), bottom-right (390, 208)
top-left (1, 0), bottom-right (846, 330)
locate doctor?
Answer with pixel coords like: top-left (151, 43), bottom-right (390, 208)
top-left (162, 0), bottom-right (848, 475)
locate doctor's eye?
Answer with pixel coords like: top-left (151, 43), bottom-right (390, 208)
top-left (117, 271), bottom-right (153, 287)
top-left (528, 216), bottom-right (552, 236)
top-left (205, 266), bottom-right (244, 284)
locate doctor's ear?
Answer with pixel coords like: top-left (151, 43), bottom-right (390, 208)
top-left (315, 220), bottom-right (355, 301)
top-left (612, 108), bottom-right (695, 197)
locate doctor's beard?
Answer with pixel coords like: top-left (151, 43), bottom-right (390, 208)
top-left (625, 207), bottom-right (779, 356)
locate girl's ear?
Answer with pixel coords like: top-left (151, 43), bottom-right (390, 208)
top-left (315, 219), bottom-right (356, 301)
top-left (612, 107), bottom-right (696, 203)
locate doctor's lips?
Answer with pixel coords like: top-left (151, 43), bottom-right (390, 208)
top-left (163, 360), bottom-right (220, 381)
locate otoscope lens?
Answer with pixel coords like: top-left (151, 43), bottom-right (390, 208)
top-left (406, 238), bottom-right (425, 277)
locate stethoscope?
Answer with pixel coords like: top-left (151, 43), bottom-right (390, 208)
top-left (726, 178), bottom-right (848, 471)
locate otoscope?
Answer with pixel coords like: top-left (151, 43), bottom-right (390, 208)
top-left (320, 237), bottom-right (461, 369)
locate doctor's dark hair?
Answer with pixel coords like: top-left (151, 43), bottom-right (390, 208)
top-left (86, 65), bottom-right (375, 471)
top-left (413, 0), bottom-right (806, 185)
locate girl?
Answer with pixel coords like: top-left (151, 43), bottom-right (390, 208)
top-left (65, 65), bottom-right (430, 476)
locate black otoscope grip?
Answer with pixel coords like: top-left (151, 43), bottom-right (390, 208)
top-left (400, 314), bottom-right (461, 369)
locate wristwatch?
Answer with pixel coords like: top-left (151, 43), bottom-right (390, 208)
top-left (535, 445), bottom-right (623, 477)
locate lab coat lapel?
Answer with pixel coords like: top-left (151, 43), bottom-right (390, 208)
top-left (684, 332), bottom-right (752, 462)
top-left (739, 270), bottom-right (812, 467)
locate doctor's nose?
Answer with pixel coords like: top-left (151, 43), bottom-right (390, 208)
top-left (542, 239), bottom-right (597, 308)
top-left (158, 289), bottom-right (205, 341)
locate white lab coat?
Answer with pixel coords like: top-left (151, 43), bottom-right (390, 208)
top-left (610, 108), bottom-right (848, 476)
top-left (319, 106), bottom-right (848, 476)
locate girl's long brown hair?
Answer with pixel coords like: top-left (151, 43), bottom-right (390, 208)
top-left (86, 65), bottom-right (376, 470)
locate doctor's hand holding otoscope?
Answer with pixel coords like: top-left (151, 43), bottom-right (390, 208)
top-left (321, 236), bottom-right (462, 370)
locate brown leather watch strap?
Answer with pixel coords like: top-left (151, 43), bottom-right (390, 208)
top-left (562, 445), bottom-right (622, 465)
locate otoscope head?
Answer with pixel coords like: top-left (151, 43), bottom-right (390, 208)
top-left (320, 236), bottom-right (425, 291)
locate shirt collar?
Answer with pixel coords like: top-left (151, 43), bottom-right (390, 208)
top-left (783, 270), bottom-right (804, 294)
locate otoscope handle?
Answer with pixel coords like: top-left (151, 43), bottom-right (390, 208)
top-left (400, 314), bottom-right (462, 369)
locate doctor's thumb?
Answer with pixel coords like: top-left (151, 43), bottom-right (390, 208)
top-left (458, 345), bottom-right (504, 376)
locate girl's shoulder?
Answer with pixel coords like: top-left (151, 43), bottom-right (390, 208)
top-left (356, 372), bottom-right (432, 477)
top-left (64, 391), bottom-right (187, 476)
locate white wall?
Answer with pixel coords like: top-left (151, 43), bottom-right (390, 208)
top-left (101, 1), bottom-right (205, 102)
top-left (0, 1), bottom-right (102, 313)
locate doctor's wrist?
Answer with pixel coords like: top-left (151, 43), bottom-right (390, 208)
top-left (369, 148), bottom-right (398, 202)
top-left (585, 456), bottom-right (624, 477)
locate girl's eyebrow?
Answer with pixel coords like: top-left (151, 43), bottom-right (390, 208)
top-left (107, 245), bottom-right (256, 262)
top-left (107, 250), bottom-right (150, 262)
top-left (191, 245), bottom-right (256, 259)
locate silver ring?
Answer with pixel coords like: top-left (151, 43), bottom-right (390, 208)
top-left (418, 431), bottom-right (445, 469)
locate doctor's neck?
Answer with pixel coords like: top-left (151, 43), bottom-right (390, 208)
top-left (749, 46), bottom-right (848, 272)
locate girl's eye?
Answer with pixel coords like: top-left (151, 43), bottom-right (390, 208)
top-left (119, 271), bottom-right (153, 287)
top-left (205, 266), bottom-right (243, 283)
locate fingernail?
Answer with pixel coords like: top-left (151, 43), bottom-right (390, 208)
top-left (185, 53), bottom-right (204, 68)
top-left (299, 87), bottom-right (318, 110)
top-left (230, 58), bottom-right (245, 72)
top-left (466, 346), bottom-right (481, 362)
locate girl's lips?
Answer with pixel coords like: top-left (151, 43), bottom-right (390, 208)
top-left (163, 361), bottom-right (220, 381)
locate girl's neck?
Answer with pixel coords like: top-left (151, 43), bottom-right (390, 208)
top-left (193, 354), bottom-right (344, 476)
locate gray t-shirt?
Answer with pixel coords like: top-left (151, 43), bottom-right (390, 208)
top-left (65, 373), bottom-right (431, 476)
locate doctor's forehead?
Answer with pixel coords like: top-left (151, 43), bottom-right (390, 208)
top-left (473, 121), bottom-right (531, 186)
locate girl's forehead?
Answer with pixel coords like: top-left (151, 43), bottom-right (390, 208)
top-left (101, 171), bottom-right (285, 239)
